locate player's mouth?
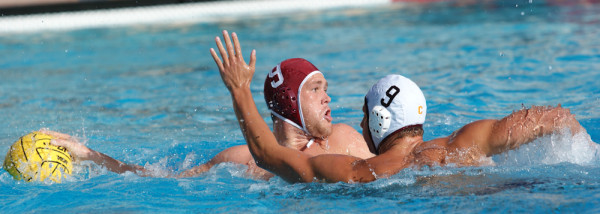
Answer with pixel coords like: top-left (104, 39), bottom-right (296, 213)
top-left (324, 108), bottom-right (332, 122)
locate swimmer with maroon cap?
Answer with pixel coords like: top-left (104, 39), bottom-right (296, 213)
top-left (264, 58), bottom-right (332, 149)
top-left (179, 31), bottom-right (373, 179)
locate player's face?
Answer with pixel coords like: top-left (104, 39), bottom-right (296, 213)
top-left (300, 73), bottom-right (332, 138)
top-left (360, 102), bottom-right (377, 154)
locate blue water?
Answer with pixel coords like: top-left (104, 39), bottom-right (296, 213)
top-left (1, 1), bottom-right (600, 212)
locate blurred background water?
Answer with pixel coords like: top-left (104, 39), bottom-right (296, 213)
top-left (0, 0), bottom-right (599, 212)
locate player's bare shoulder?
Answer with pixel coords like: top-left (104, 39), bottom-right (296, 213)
top-left (214, 145), bottom-right (254, 165)
top-left (214, 145), bottom-right (274, 179)
top-left (413, 137), bottom-right (450, 167)
top-left (329, 123), bottom-right (363, 144)
top-left (331, 123), bottom-right (360, 135)
top-left (329, 123), bottom-right (374, 158)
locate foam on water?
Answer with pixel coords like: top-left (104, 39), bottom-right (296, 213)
top-left (494, 130), bottom-right (599, 166)
top-left (0, 0), bottom-right (599, 212)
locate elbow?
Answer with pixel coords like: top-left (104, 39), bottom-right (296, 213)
top-left (254, 159), bottom-right (268, 170)
top-left (347, 172), bottom-right (375, 183)
top-left (246, 146), bottom-right (267, 167)
top-left (348, 160), bottom-right (377, 183)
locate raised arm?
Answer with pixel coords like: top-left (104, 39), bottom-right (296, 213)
top-left (450, 105), bottom-right (586, 156)
top-left (209, 30), bottom-right (316, 182)
top-left (41, 129), bottom-right (147, 175)
top-left (209, 31), bottom-right (406, 183)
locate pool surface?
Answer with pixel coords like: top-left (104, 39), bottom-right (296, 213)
top-left (1, 0), bottom-right (599, 212)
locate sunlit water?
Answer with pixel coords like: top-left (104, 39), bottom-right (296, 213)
top-left (1, 1), bottom-right (600, 212)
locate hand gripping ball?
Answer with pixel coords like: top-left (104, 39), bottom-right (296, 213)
top-left (3, 131), bottom-right (73, 183)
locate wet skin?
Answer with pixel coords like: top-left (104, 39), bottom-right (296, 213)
top-left (179, 31), bottom-right (373, 178)
top-left (212, 30), bottom-right (588, 183)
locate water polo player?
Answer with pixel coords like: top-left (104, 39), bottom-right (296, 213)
top-left (213, 30), bottom-right (592, 183)
top-left (39, 56), bottom-right (375, 180)
top-left (179, 31), bottom-right (374, 178)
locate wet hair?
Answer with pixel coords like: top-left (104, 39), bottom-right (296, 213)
top-left (394, 125), bottom-right (424, 138)
top-left (377, 125), bottom-right (424, 154)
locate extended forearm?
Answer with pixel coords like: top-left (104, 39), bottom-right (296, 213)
top-left (85, 150), bottom-right (146, 175)
top-left (491, 105), bottom-right (585, 153)
top-left (229, 88), bottom-right (276, 162)
top-left (229, 88), bottom-right (313, 182)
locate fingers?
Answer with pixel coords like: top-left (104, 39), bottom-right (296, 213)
top-left (232, 32), bottom-right (243, 60)
top-left (249, 49), bottom-right (256, 69)
top-left (215, 36), bottom-right (229, 68)
top-left (213, 30), bottom-right (254, 80)
top-left (210, 48), bottom-right (225, 72)
top-left (222, 30), bottom-right (236, 64)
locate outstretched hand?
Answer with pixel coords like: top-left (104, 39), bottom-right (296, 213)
top-left (41, 128), bottom-right (148, 175)
top-left (210, 30), bottom-right (256, 91)
top-left (40, 129), bottom-right (91, 161)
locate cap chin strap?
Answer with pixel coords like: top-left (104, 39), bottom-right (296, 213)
top-left (271, 110), bottom-right (306, 131)
top-left (271, 69), bottom-right (321, 151)
top-left (271, 110), bottom-right (316, 150)
top-left (297, 71), bottom-right (322, 134)
top-left (306, 138), bottom-right (315, 148)
top-left (295, 71), bottom-right (321, 149)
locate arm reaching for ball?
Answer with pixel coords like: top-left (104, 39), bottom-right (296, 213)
top-left (40, 129), bottom-right (148, 176)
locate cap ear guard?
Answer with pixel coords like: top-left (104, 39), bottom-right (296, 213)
top-left (369, 105), bottom-right (392, 138)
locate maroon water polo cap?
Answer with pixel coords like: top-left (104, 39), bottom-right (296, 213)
top-left (263, 58), bottom-right (323, 133)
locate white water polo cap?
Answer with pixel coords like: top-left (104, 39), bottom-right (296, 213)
top-left (365, 74), bottom-right (427, 150)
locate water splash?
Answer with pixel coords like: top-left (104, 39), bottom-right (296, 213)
top-left (181, 152), bottom-right (197, 170)
top-left (494, 130), bottom-right (599, 166)
top-left (143, 156), bottom-right (175, 178)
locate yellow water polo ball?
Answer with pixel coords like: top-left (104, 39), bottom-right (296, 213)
top-left (3, 131), bottom-right (73, 183)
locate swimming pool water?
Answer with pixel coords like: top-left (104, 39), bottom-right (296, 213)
top-left (1, 1), bottom-right (599, 212)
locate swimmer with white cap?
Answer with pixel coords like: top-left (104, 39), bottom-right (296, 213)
top-left (179, 31), bottom-right (374, 179)
top-left (214, 31), bottom-right (588, 183)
